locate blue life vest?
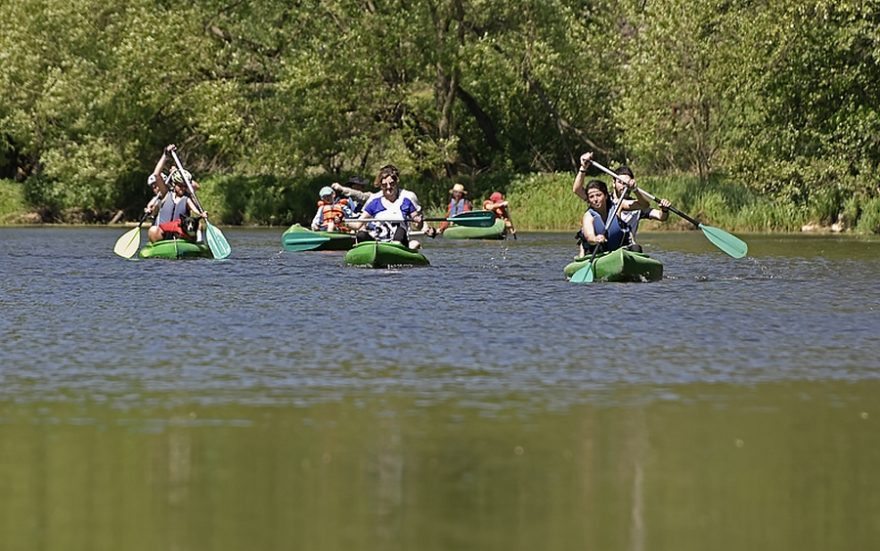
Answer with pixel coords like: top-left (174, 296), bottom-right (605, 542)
top-left (155, 193), bottom-right (187, 224)
top-left (448, 198), bottom-right (469, 217)
top-left (587, 207), bottom-right (626, 251)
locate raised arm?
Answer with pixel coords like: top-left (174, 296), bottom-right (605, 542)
top-left (573, 152), bottom-right (593, 202)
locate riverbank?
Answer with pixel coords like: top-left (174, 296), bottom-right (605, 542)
top-left (3, 173), bottom-right (879, 234)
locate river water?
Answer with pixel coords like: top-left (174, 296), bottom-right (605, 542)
top-left (1, 227), bottom-right (878, 550)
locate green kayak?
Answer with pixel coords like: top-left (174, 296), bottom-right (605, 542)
top-left (443, 217), bottom-right (506, 240)
top-left (281, 223), bottom-right (356, 252)
top-left (563, 249), bottom-right (663, 282)
top-left (138, 239), bottom-right (213, 259)
top-left (344, 241), bottom-right (430, 268)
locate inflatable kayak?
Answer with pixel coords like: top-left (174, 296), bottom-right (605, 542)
top-left (281, 223), bottom-right (356, 252)
top-left (344, 241), bottom-right (429, 268)
top-left (138, 239), bottom-right (213, 259)
top-left (563, 249), bottom-right (663, 282)
top-left (443, 217), bottom-right (506, 240)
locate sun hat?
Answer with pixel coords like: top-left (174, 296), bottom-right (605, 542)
top-left (449, 183), bottom-right (468, 195)
top-left (490, 191), bottom-right (504, 202)
top-left (319, 186), bottom-right (334, 197)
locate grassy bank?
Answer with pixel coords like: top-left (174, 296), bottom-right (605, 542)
top-left (492, 172), bottom-right (880, 234)
top-left (0, 180), bottom-right (27, 224)
top-left (3, 172), bottom-right (879, 233)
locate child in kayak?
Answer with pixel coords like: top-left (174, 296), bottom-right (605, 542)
top-left (311, 186), bottom-right (354, 232)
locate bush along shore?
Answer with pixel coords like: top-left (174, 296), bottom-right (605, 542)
top-left (2, 173), bottom-right (879, 234)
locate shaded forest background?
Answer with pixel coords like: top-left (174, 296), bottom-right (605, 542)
top-left (1, 0), bottom-right (879, 231)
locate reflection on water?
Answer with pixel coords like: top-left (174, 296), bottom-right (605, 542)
top-left (0, 228), bottom-right (878, 550)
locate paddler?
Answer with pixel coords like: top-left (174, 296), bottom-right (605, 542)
top-left (575, 152), bottom-right (673, 252)
top-left (482, 191), bottom-right (516, 237)
top-left (147, 145), bottom-right (206, 243)
top-left (349, 164), bottom-right (437, 250)
top-left (437, 183), bottom-right (472, 234)
top-left (311, 186), bottom-right (354, 232)
top-left (609, 166), bottom-right (670, 252)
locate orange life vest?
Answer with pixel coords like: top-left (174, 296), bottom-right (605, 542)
top-left (317, 198), bottom-right (351, 231)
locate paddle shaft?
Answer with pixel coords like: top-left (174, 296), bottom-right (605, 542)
top-left (169, 150), bottom-right (205, 214)
top-left (344, 217), bottom-right (475, 223)
top-left (589, 160), bottom-right (702, 228)
top-left (136, 208), bottom-right (153, 227)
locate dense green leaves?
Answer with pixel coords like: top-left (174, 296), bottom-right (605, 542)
top-left (1, 0), bottom-right (878, 229)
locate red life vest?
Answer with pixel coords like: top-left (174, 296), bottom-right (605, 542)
top-left (483, 200), bottom-right (509, 221)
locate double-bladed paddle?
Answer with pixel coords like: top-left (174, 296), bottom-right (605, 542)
top-left (169, 150), bottom-right (232, 259)
top-left (113, 209), bottom-right (154, 259)
top-left (590, 160), bottom-right (748, 259)
top-left (344, 210), bottom-right (496, 228)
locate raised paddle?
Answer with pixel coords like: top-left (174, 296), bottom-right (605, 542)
top-left (344, 210), bottom-right (496, 228)
top-left (113, 209), bottom-right (154, 259)
top-left (590, 160), bottom-right (748, 259)
top-left (570, 186), bottom-right (629, 284)
top-left (169, 150), bottom-right (232, 259)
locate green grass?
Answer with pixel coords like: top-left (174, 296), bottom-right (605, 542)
top-left (3, 170), bottom-right (878, 234)
top-left (488, 172), bottom-right (854, 233)
top-left (0, 179), bottom-right (27, 224)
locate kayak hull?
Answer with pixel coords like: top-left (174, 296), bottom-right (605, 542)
top-left (344, 241), bottom-right (429, 268)
top-left (443, 218), bottom-right (506, 240)
top-left (563, 249), bottom-right (663, 282)
top-left (281, 223), bottom-right (356, 251)
top-left (138, 239), bottom-right (213, 259)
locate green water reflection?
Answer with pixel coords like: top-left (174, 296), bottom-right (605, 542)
top-left (1, 381), bottom-right (877, 550)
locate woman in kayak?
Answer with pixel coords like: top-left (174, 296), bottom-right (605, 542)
top-left (437, 183), bottom-right (472, 234)
top-left (576, 179), bottom-right (630, 257)
top-left (574, 152), bottom-right (653, 255)
top-left (349, 164), bottom-right (436, 249)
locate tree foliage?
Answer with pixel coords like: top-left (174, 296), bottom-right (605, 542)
top-left (1, 0), bottom-right (878, 228)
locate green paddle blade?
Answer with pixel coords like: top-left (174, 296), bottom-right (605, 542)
top-left (570, 262), bottom-right (595, 284)
top-left (282, 233), bottom-right (331, 252)
top-left (699, 224), bottom-right (748, 258)
top-left (205, 221), bottom-right (231, 259)
top-left (447, 211), bottom-right (496, 228)
top-left (113, 226), bottom-right (142, 258)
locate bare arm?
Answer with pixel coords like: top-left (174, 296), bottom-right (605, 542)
top-left (187, 197), bottom-right (206, 217)
top-left (331, 183), bottom-right (370, 202)
top-left (348, 210), bottom-right (373, 231)
top-left (572, 152), bottom-right (593, 202)
top-left (644, 198), bottom-right (671, 221)
top-left (581, 212), bottom-right (605, 245)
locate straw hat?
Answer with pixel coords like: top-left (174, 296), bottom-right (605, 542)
top-left (449, 183), bottom-right (468, 195)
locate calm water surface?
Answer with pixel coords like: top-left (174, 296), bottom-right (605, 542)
top-left (0, 227), bottom-right (878, 550)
